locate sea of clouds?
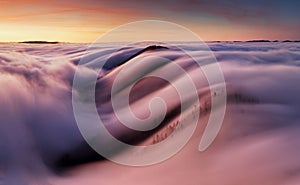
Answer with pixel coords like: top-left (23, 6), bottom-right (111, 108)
top-left (0, 41), bottom-right (300, 185)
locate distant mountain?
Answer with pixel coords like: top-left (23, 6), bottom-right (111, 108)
top-left (246, 40), bottom-right (271, 42)
top-left (20, 41), bottom-right (59, 44)
top-left (244, 40), bottom-right (300, 43)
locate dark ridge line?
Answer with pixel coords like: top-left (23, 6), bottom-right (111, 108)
top-left (234, 40), bottom-right (300, 43)
top-left (123, 45), bottom-right (169, 62)
top-left (99, 45), bottom-right (169, 73)
top-left (207, 40), bottom-right (300, 43)
top-left (19, 41), bottom-right (60, 44)
top-left (245, 40), bottom-right (271, 42)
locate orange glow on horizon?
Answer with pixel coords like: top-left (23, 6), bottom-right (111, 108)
top-left (1, 0), bottom-right (299, 43)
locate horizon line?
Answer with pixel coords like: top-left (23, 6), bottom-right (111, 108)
top-left (1, 39), bottom-right (300, 44)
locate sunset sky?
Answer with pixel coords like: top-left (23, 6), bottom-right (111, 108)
top-left (0, 0), bottom-right (299, 42)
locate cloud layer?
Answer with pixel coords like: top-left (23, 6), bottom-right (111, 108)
top-left (0, 41), bottom-right (300, 184)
